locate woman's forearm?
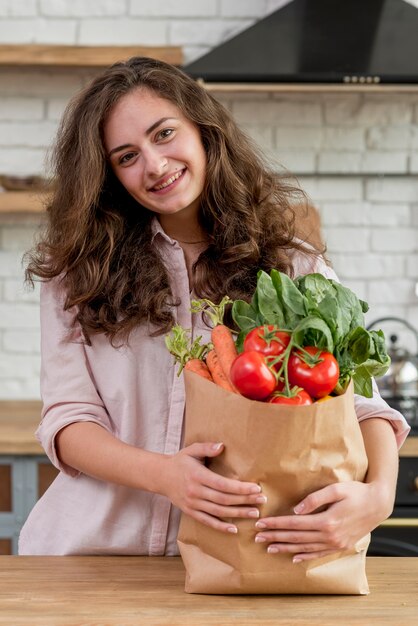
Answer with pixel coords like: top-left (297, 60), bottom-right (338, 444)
top-left (55, 421), bottom-right (265, 534)
top-left (55, 421), bottom-right (167, 493)
top-left (359, 417), bottom-right (399, 517)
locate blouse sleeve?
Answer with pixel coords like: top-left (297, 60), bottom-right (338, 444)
top-left (36, 279), bottom-right (115, 476)
top-left (294, 252), bottom-right (411, 449)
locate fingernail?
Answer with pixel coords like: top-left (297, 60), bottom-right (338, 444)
top-left (294, 503), bottom-right (304, 514)
top-left (255, 495), bottom-right (267, 504)
top-left (248, 509), bottom-right (260, 518)
top-left (212, 442), bottom-right (223, 450)
top-left (267, 546), bottom-right (279, 554)
top-left (293, 557), bottom-right (302, 563)
top-left (255, 535), bottom-right (266, 543)
top-left (255, 521), bottom-right (267, 529)
top-left (250, 485), bottom-right (262, 494)
top-left (227, 526), bottom-right (238, 534)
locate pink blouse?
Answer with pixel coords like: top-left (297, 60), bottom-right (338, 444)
top-left (18, 219), bottom-right (410, 555)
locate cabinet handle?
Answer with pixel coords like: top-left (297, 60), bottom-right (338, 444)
top-left (414, 477), bottom-right (418, 491)
top-left (380, 518), bottom-right (418, 528)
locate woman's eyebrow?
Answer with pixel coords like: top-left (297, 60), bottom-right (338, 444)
top-left (145, 116), bottom-right (177, 136)
top-left (108, 143), bottom-right (133, 158)
top-left (108, 117), bottom-right (178, 158)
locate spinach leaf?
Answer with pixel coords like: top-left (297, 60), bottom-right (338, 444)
top-left (330, 280), bottom-right (365, 333)
top-left (231, 299), bottom-right (259, 333)
top-left (256, 270), bottom-right (286, 327)
top-left (295, 273), bottom-right (335, 303)
top-left (292, 315), bottom-right (334, 353)
top-left (270, 269), bottom-right (306, 328)
top-left (351, 358), bottom-right (390, 397)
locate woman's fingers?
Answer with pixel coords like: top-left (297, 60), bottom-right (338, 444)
top-left (255, 513), bottom-right (325, 532)
top-left (190, 509), bottom-right (240, 534)
top-left (292, 549), bottom-right (338, 563)
top-left (184, 483), bottom-right (266, 522)
top-left (181, 443), bottom-right (263, 496)
top-left (255, 529), bottom-right (321, 545)
top-left (293, 483), bottom-right (345, 515)
top-left (201, 466), bottom-right (262, 496)
top-left (198, 484), bottom-right (267, 507)
top-left (171, 447), bottom-right (266, 530)
top-left (192, 498), bottom-right (261, 521)
top-left (265, 542), bottom-right (330, 555)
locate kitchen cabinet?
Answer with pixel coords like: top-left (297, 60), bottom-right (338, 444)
top-left (0, 401), bottom-right (58, 555)
top-left (370, 444), bottom-right (418, 556)
top-left (0, 455), bottom-right (58, 554)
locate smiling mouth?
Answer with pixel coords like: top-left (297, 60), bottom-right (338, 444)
top-left (151, 169), bottom-right (185, 191)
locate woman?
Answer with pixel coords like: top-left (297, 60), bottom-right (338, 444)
top-left (19, 57), bottom-right (409, 559)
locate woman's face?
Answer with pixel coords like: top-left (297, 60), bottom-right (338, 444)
top-left (104, 88), bottom-right (207, 221)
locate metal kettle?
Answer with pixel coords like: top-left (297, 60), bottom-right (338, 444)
top-left (366, 317), bottom-right (418, 399)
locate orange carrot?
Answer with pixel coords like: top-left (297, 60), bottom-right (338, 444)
top-left (206, 349), bottom-right (236, 392)
top-left (211, 324), bottom-right (238, 382)
top-left (184, 358), bottom-right (213, 382)
top-left (190, 296), bottom-right (238, 387)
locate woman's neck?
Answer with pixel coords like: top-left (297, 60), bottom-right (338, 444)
top-left (157, 212), bottom-right (208, 245)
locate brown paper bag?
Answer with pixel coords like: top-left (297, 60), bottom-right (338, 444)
top-left (177, 371), bottom-right (370, 595)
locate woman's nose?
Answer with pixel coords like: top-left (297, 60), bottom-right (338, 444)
top-left (143, 148), bottom-right (168, 177)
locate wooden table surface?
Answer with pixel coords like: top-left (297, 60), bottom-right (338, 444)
top-left (0, 556), bottom-right (417, 625)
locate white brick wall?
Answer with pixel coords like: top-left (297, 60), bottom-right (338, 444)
top-left (0, 1), bottom-right (417, 398)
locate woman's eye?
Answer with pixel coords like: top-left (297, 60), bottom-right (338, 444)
top-left (158, 128), bottom-right (174, 140)
top-left (119, 152), bottom-right (136, 165)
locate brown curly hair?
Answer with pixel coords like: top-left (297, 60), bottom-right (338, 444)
top-left (25, 56), bottom-right (323, 343)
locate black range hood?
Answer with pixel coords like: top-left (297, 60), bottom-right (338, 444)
top-left (183, 0), bottom-right (418, 84)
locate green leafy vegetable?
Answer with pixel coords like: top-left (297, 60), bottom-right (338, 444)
top-left (232, 271), bottom-right (390, 398)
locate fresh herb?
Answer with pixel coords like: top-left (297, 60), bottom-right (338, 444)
top-left (165, 325), bottom-right (210, 374)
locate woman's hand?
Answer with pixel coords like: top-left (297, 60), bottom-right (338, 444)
top-left (254, 480), bottom-right (393, 562)
top-left (161, 442), bottom-right (267, 534)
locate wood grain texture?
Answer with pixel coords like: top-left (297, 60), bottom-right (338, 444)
top-left (0, 464), bottom-right (12, 511)
top-left (0, 401), bottom-right (42, 454)
top-left (0, 191), bottom-right (47, 214)
top-left (399, 436), bottom-right (418, 457)
top-left (0, 44), bottom-right (182, 67)
top-left (0, 556), bottom-right (416, 625)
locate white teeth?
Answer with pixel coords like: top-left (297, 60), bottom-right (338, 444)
top-left (154, 170), bottom-right (183, 190)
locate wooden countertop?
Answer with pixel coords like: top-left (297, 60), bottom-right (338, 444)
top-left (1, 400), bottom-right (418, 456)
top-left (0, 556), bottom-right (416, 625)
top-left (0, 400), bottom-right (43, 454)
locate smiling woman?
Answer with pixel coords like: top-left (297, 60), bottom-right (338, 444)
top-left (18, 56), bottom-right (408, 558)
top-left (104, 89), bottom-right (207, 234)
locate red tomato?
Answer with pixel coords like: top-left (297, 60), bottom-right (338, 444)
top-left (230, 351), bottom-right (277, 400)
top-left (268, 389), bottom-right (313, 406)
top-left (287, 346), bottom-right (339, 399)
top-left (244, 325), bottom-right (291, 358)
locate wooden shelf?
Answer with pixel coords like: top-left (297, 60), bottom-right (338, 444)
top-left (400, 436), bottom-right (418, 457)
top-left (0, 191), bottom-right (46, 214)
top-left (0, 44), bottom-right (182, 68)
